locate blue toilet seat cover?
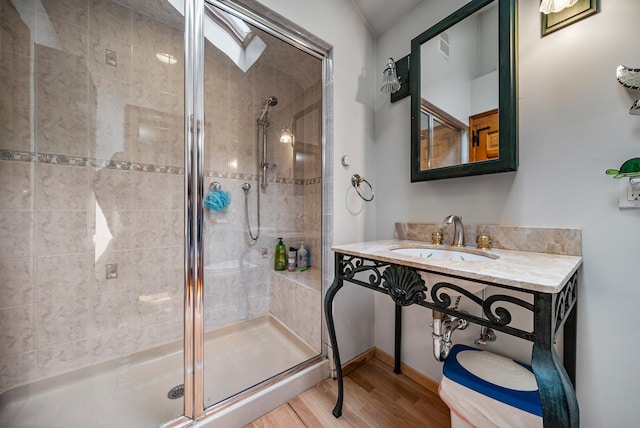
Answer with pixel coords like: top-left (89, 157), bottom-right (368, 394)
top-left (443, 344), bottom-right (543, 417)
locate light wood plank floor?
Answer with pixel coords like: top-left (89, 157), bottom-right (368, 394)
top-left (245, 357), bottom-right (451, 428)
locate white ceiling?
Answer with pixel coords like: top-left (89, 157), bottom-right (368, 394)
top-left (352, 0), bottom-right (425, 35)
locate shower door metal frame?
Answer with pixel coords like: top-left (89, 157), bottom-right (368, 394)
top-left (179, 0), bottom-right (333, 424)
top-left (184, 0), bottom-right (206, 420)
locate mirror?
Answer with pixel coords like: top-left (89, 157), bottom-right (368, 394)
top-left (410, 0), bottom-right (517, 181)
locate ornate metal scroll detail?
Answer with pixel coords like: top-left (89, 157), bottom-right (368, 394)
top-left (382, 265), bottom-right (427, 306)
top-left (431, 282), bottom-right (483, 309)
top-left (483, 294), bottom-right (534, 326)
top-left (338, 255), bottom-right (388, 290)
top-left (431, 282), bottom-right (534, 327)
top-left (554, 272), bottom-right (578, 335)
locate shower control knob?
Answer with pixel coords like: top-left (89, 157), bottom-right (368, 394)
top-left (341, 155), bottom-right (351, 167)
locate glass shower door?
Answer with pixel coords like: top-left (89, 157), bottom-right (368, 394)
top-left (0, 0), bottom-right (186, 426)
top-left (200, 2), bottom-right (324, 409)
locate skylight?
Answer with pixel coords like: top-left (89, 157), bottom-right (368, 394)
top-left (166, 0), bottom-right (265, 72)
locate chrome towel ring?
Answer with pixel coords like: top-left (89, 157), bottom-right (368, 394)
top-left (351, 174), bottom-right (374, 201)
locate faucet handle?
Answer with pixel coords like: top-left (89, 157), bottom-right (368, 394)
top-left (476, 234), bottom-right (492, 250)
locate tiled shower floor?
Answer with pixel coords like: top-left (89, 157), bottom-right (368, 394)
top-left (0, 315), bottom-right (317, 428)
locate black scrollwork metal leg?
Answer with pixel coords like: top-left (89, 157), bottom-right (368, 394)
top-left (532, 292), bottom-right (579, 428)
top-left (324, 269), bottom-right (344, 417)
top-left (532, 344), bottom-right (579, 428)
top-left (563, 303), bottom-right (578, 387)
top-left (394, 304), bottom-right (402, 374)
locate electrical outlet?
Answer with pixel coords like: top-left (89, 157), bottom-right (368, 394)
top-left (629, 179), bottom-right (640, 200)
top-left (619, 179), bottom-right (640, 208)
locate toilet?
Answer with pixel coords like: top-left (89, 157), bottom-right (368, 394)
top-left (439, 344), bottom-right (543, 428)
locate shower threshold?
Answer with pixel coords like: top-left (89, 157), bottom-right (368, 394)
top-left (0, 315), bottom-right (320, 428)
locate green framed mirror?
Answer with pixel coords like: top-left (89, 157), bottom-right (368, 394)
top-left (410, 0), bottom-right (518, 181)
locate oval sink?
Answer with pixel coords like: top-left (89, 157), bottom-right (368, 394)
top-left (391, 247), bottom-right (496, 262)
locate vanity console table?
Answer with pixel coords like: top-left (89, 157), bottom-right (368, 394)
top-left (325, 240), bottom-right (582, 428)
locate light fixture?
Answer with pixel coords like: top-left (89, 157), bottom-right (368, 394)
top-left (539, 0), bottom-right (578, 14)
top-left (380, 58), bottom-right (401, 94)
top-left (280, 125), bottom-right (293, 145)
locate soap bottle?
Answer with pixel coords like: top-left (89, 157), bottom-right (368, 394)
top-left (297, 242), bottom-right (307, 270)
top-left (287, 247), bottom-right (297, 272)
top-left (274, 238), bottom-right (287, 271)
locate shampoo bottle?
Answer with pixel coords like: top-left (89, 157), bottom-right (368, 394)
top-left (274, 238), bottom-right (287, 271)
top-left (287, 247), bottom-right (297, 272)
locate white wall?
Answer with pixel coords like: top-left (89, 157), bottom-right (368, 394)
top-left (421, 16), bottom-right (476, 124)
top-left (420, 5), bottom-right (498, 123)
top-left (255, 0), bottom-right (377, 363)
top-left (374, 1), bottom-right (640, 427)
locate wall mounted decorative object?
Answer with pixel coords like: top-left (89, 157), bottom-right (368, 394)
top-left (616, 65), bottom-right (640, 115)
top-left (541, 0), bottom-right (598, 36)
top-left (606, 158), bottom-right (640, 179)
top-left (616, 65), bottom-right (640, 89)
top-left (607, 159), bottom-right (640, 209)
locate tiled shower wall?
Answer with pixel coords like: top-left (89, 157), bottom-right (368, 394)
top-left (0, 0), bottom-right (322, 394)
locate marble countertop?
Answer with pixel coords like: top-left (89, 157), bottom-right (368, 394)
top-left (332, 240), bottom-right (583, 293)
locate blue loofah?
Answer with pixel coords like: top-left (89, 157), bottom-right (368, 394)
top-left (204, 189), bottom-right (231, 212)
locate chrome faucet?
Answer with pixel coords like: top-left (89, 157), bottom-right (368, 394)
top-left (443, 215), bottom-right (465, 247)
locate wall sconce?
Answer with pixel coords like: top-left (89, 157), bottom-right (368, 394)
top-left (280, 125), bottom-right (293, 145)
top-left (380, 58), bottom-right (401, 94)
top-left (539, 0), bottom-right (577, 14)
top-left (380, 55), bottom-right (411, 103)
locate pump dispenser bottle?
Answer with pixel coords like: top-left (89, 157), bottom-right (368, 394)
top-left (274, 238), bottom-right (287, 271)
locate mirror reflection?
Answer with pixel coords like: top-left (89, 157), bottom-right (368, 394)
top-left (419, 2), bottom-right (498, 171)
top-left (410, 0), bottom-right (517, 182)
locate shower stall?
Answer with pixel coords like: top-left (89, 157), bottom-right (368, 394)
top-left (0, 0), bottom-right (330, 426)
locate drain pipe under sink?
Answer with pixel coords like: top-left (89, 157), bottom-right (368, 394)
top-left (432, 309), bottom-right (468, 361)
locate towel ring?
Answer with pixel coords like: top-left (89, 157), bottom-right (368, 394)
top-left (351, 174), bottom-right (374, 202)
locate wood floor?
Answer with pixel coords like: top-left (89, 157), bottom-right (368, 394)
top-left (245, 357), bottom-right (451, 428)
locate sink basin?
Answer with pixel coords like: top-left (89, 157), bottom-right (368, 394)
top-left (391, 247), bottom-right (495, 262)
top-left (388, 247), bottom-right (497, 297)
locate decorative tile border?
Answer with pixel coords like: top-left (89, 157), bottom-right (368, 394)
top-left (1, 149), bottom-right (321, 185)
top-left (1, 149), bottom-right (185, 174)
top-left (305, 177), bottom-right (322, 185)
top-left (1, 150), bottom-right (36, 162)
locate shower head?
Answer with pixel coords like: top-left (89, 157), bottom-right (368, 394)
top-left (257, 96), bottom-right (278, 124)
top-left (266, 96), bottom-right (278, 107)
